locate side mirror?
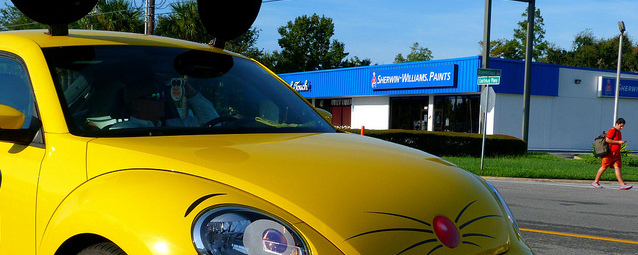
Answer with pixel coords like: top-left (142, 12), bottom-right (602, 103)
top-left (315, 108), bottom-right (332, 124)
top-left (0, 105), bottom-right (40, 145)
top-left (0, 105), bottom-right (25, 129)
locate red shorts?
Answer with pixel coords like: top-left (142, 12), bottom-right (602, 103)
top-left (602, 151), bottom-right (622, 168)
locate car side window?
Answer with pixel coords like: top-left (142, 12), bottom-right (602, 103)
top-left (0, 55), bottom-right (35, 129)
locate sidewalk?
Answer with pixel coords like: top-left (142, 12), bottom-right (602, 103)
top-left (539, 151), bottom-right (589, 160)
top-left (541, 150), bottom-right (638, 159)
top-left (483, 176), bottom-right (631, 187)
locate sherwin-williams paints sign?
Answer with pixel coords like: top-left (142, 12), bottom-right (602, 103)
top-left (598, 76), bottom-right (638, 98)
top-left (371, 64), bottom-right (457, 90)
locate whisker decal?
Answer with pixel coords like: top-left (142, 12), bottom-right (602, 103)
top-left (462, 233), bottom-right (496, 239)
top-left (462, 241), bottom-right (481, 247)
top-left (426, 245), bottom-right (443, 255)
top-left (348, 200), bottom-right (504, 254)
top-left (369, 211), bottom-right (432, 227)
top-left (346, 228), bottom-right (433, 240)
top-left (459, 215), bottom-right (502, 230)
top-left (396, 239), bottom-right (437, 255)
top-left (455, 199), bottom-right (477, 223)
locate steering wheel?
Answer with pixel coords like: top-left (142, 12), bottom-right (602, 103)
top-left (206, 116), bottom-right (239, 127)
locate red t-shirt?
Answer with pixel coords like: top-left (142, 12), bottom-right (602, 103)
top-left (607, 127), bottom-right (622, 152)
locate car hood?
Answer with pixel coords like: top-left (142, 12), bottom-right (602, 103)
top-left (87, 133), bottom-right (511, 254)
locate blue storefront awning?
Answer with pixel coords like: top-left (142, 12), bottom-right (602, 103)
top-left (278, 56), bottom-right (560, 98)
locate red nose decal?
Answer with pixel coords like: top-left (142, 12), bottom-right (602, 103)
top-left (433, 215), bottom-right (460, 248)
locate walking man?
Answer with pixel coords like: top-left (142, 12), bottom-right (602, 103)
top-left (592, 118), bottom-right (633, 190)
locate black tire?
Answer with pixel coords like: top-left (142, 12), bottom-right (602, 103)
top-left (77, 242), bottom-right (126, 255)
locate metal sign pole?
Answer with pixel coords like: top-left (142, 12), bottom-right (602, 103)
top-left (478, 68), bottom-right (499, 170)
top-left (480, 85), bottom-right (489, 170)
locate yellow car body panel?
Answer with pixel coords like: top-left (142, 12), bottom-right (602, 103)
top-left (38, 170), bottom-right (300, 255)
top-left (36, 134), bottom-right (94, 250)
top-left (0, 29), bottom-right (533, 254)
top-left (84, 133), bottom-right (525, 255)
top-left (0, 142), bottom-right (44, 254)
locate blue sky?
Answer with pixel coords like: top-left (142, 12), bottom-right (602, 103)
top-left (232, 0), bottom-right (638, 65)
top-left (13, 0), bottom-right (632, 65)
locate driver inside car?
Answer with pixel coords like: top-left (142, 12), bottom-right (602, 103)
top-left (109, 79), bottom-right (219, 129)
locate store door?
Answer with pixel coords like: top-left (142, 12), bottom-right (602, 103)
top-left (331, 106), bottom-right (351, 128)
top-left (315, 98), bottom-right (352, 128)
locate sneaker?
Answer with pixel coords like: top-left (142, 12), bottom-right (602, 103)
top-left (620, 184), bottom-right (633, 190)
top-left (592, 182), bottom-right (603, 189)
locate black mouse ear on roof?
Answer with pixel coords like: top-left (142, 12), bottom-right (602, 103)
top-left (197, 0), bottom-right (262, 48)
top-left (10, 0), bottom-right (99, 36)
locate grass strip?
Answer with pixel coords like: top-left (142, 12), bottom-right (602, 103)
top-left (442, 152), bottom-right (638, 182)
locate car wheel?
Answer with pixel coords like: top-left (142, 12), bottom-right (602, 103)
top-left (77, 242), bottom-right (126, 255)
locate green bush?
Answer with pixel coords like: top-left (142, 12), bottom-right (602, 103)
top-left (590, 142), bottom-right (634, 157)
top-left (341, 129), bottom-right (526, 157)
top-left (580, 151), bottom-right (638, 167)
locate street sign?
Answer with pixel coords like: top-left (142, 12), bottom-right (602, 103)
top-left (480, 86), bottom-right (495, 111)
top-left (477, 68), bottom-right (501, 77)
top-left (477, 76), bottom-right (500, 85)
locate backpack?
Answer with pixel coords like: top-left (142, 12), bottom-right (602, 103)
top-left (593, 130), bottom-right (617, 157)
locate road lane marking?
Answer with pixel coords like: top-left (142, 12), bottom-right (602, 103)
top-left (520, 228), bottom-right (638, 245)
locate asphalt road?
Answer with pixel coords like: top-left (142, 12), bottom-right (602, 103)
top-left (488, 178), bottom-right (638, 255)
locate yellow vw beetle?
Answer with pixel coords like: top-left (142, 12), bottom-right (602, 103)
top-left (0, 0), bottom-right (533, 254)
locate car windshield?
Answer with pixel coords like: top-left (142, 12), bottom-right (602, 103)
top-left (42, 45), bottom-right (334, 136)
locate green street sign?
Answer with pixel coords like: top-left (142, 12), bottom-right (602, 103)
top-left (477, 68), bottom-right (502, 77)
top-left (477, 76), bottom-right (501, 85)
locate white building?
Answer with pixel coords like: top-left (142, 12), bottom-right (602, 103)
top-left (280, 57), bottom-right (638, 151)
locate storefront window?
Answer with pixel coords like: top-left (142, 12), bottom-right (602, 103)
top-left (390, 97), bottom-right (429, 130)
top-left (433, 95), bottom-right (479, 133)
top-left (390, 95), bottom-right (479, 133)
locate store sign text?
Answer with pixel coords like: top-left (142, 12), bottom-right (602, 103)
top-left (290, 80), bottom-right (311, 92)
top-left (598, 76), bottom-right (638, 98)
top-left (371, 65), bottom-right (457, 90)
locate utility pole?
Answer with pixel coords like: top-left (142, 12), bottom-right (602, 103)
top-left (145, 0), bottom-right (155, 35)
top-left (508, 0), bottom-right (535, 148)
top-left (521, 0), bottom-right (534, 147)
top-left (482, 0), bottom-right (492, 69)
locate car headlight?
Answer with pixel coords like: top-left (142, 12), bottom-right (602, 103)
top-left (192, 206), bottom-right (309, 255)
top-left (485, 180), bottom-right (520, 231)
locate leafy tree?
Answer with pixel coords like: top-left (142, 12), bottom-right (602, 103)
top-left (542, 43), bottom-right (572, 66)
top-left (394, 42), bottom-right (433, 63)
top-left (481, 8), bottom-right (549, 61)
top-left (0, 3), bottom-right (46, 31)
top-left (541, 30), bottom-right (638, 72)
top-left (342, 56), bottom-right (372, 67)
top-left (270, 14), bottom-right (364, 73)
top-left (225, 27), bottom-right (264, 60)
top-left (155, 1), bottom-right (261, 58)
top-left (74, 0), bottom-right (144, 32)
top-left (0, 0), bottom-right (143, 32)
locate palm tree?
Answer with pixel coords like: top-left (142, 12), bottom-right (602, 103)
top-left (156, 1), bottom-right (210, 43)
top-left (155, 1), bottom-right (261, 59)
top-left (74, 0), bottom-right (144, 33)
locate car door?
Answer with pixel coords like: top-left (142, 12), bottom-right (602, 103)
top-left (0, 53), bottom-right (45, 254)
